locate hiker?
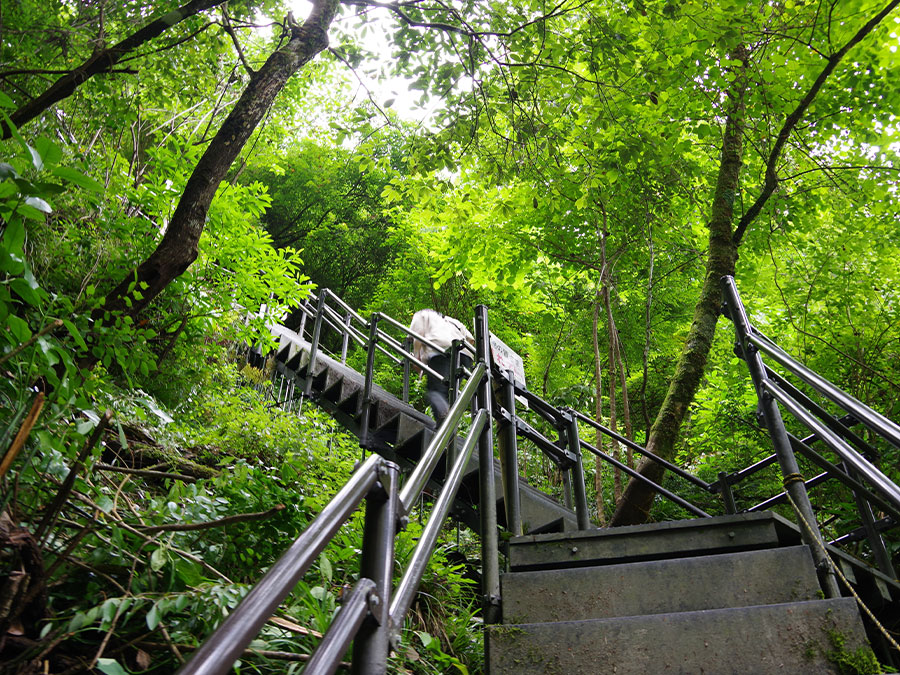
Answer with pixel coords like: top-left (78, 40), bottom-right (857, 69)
top-left (409, 309), bottom-right (475, 425)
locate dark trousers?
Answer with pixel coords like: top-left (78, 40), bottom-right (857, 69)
top-left (425, 351), bottom-right (474, 425)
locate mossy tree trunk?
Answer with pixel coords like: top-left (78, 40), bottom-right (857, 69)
top-left (610, 48), bottom-right (748, 526)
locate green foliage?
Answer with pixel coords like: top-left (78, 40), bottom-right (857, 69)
top-left (825, 629), bottom-right (885, 675)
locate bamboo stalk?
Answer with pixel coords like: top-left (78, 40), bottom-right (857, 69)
top-left (0, 392), bottom-right (45, 480)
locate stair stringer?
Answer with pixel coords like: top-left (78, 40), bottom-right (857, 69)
top-left (254, 325), bottom-right (578, 536)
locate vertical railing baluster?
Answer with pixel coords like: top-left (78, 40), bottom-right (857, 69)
top-left (402, 337), bottom-right (412, 404)
top-left (845, 462), bottom-right (896, 578)
top-left (718, 472), bottom-right (737, 514)
top-left (498, 370), bottom-right (522, 536)
top-left (446, 340), bottom-right (462, 469)
top-left (558, 427), bottom-right (574, 510)
top-left (474, 305), bottom-right (500, 624)
top-left (352, 459), bottom-right (400, 674)
top-left (566, 414), bottom-right (591, 530)
top-left (359, 314), bottom-right (380, 451)
top-left (304, 291), bottom-right (327, 396)
top-left (721, 275), bottom-right (840, 598)
top-left (298, 295), bottom-right (311, 340)
top-left (341, 312), bottom-right (352, 364)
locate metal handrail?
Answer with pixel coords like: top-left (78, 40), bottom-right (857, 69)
top-left (748, 329), bottom-right (900, 449)
top-left (763, 379), bottom-right (900, 510)
top-left (390, 410), bottom-right (488, 631)
top-left (178, 454), bottom-right (394, 675)
top-left (237, 279), bottom-right (900, 674)
top-left (722, 274), bottom-right (899, 584)
top-left (578, 439), bottom-right (712, 518)
top-left (399, 363), bottom-right (486, 513)
top-left (569, 409), bottom-right (713, 491)
top-left (304, 579), bottom-right (375, 675)
top-left (198, 298), bottom-right (500, 674)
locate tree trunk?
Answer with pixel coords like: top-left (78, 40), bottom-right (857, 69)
top-left (640, 211), bottom-right (655, 435)
top-left (605, 282), bottom-right (620, 502)
top-left (610, 49), bottom-right (748, 526)
top-left (98, 1), bottom-right (339, 324)
top-left (4, 0), bottom-right (227, 137)
top-left (613, 318), bottom-right (633, 465)
top-left (592, 287), bottom-right (605, 525)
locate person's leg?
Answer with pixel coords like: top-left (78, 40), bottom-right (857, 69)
top-left (425, 353), bottom-right (451, 424)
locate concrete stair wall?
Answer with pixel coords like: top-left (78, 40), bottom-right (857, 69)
top-left (488, 513), bottom-right (885, 674)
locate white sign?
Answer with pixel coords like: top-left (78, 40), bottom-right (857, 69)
top-left (490, 333), bottom-right (526, 387)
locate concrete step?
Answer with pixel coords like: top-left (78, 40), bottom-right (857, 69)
top-left (502, 546), bottom-right (821, 623)
top-left (487, 598), bottom-right (873, 674)
top-left (508, 512), bottom-right (798, 572)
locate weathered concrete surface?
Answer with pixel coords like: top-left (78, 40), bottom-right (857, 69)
top-left (508, 512), bottom-right (794, 571)
top-left (487, 598), bottom-right (872, 674)
top-left (502, 546), bottom-right (821, 623)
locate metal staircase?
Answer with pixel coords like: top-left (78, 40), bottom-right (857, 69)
top-left (254, 321), bottom-right (579, 536)
top-left (179, 278), bottom-right (900, 674)
top-left (489, 513), bottom-right (885, 673)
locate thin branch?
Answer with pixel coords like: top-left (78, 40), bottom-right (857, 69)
top-left (219, 9), bottom-right (256, 75)
top-left (4, 0), bottom-right (226, 136)
top-left (137, 504), bottom-right (285, 534)
top-left (0, 319), bottom-right (64, 366)
top-left (733, 0), bottom-right (900, 245)
top-left (327, 47), bottom-right (392, 127)
top-left (94, 464), bottom-right (199, 482)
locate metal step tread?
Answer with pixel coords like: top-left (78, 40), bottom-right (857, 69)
top-left (501, 545), bottom-right (821, 623)
top-left (508, 512), bottom-right (795, 571)
top-left (487, 598), bottom-right (872, 675)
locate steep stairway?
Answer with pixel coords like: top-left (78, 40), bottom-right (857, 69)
top-left (250, 323), bottom-right (577, 536)
top-left (238, 301), bottom-right (900, 674)
top-left (488, 512), bottom-right (896, 673)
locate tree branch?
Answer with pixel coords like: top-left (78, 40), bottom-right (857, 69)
top-left (732, 0), bottom-right (900, 245)
top-left (3, 0), bottom-right (227, 137)
top-left (137, 504), bottom-right (285, 534)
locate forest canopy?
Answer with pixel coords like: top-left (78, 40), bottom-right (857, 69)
top-left (1, 0), bottom-right (899, 672)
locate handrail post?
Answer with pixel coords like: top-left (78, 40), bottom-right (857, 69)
top-left (448, 340), bottom-right (462, 405)
top-left (402, 337), bottom-right (412, 404)
top-left (304, 291), bottom-right (327, 396)
top-left (352, 460), bottom-right (400, 674)
top-left (298, 296), bottom-right (311, 339)
top-left (475, 305), bottom-right (501, 624)
top-left (446, 340), bottom-right (463, 469)
top-left (565, 414), bottom-right (591, 530)
top-left (558, 428), bottom-right (574, 510)
top-left (340, 312), bottom-right (352, 364)
top-left (498, 370), bottom-right (523, 536)
top-left (844, 462), bottom-right (896, 578)
top-left (359, 314), bottom-right (380, 451)
top-left (718, 472), bottom-right (737, 514)
top-left (721, 275), bottom-right (840, 598)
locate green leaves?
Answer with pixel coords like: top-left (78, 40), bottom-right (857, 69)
top-left (51, 166), bottom-right (104, 192)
